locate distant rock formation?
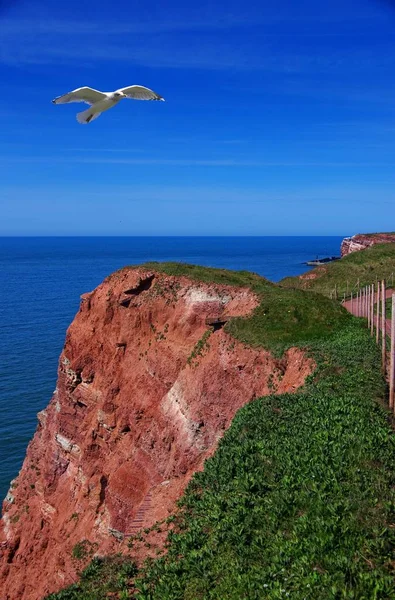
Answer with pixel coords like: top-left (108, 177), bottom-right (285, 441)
top-left (341, 233), bottom-right (395, 257)
top-left (0, 267), bottom-right (314, 600)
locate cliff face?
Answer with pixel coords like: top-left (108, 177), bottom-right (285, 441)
top-left (341, 233), bottom-right (395, 257)
top-left (0, 268), bottom-right (314, 600)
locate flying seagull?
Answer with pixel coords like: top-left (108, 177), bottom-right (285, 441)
top-left (52, 85), bottom-right (164, 124)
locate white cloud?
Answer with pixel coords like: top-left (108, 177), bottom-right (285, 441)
top-left (1, 9), bottom-right (393, 72)
top-left (2, 154), bottom-right (395, 168)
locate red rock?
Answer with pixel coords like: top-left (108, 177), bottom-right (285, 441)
top-left (341, 233), bottom-right (395, 257)
top-left (0, 268), bottom-right (314, 600)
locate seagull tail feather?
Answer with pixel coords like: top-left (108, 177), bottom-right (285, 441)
top-left (76, 107), bottom-right (101, 124)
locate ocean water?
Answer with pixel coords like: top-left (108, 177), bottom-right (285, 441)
top-left (0, 236), bottom-right (344, 505)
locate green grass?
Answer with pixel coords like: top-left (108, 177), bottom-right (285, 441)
top-left (46, 264), bottom-right (395, 600)
top-left (225, 285), bottom-right (348, 355)
top-left (45, 556), bottom-right (137, 600)
top-left (281, 243), bottom-right (395, 300)
top-left (371, 297), bottom-right (392, 321)
top-left (115, 261), bottom-right (272, 289)
top-left (134, 262), bottom-right (350, 356)
top-left (50, 323), bottom-right (395, 599)
top-left (132, 324), bottom-right (395, 600)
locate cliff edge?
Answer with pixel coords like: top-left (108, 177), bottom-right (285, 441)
top-left (0, 267), bottom-right (313, 600)
top-left (341, 232), bottom-right (395, 256)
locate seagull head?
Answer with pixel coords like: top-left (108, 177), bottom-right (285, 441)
top-left (113, 91), bottom-right (127, 99)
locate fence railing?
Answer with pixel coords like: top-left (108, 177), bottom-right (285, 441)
top-left (343, 280), bottom-right (395, 411)
top-left (329, 272), bottom-right (395, 301)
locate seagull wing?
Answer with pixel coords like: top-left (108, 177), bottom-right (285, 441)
top-left (52, 87), bottom-right (107, 105)
top-left (117, 85), bottom-right (165, 101)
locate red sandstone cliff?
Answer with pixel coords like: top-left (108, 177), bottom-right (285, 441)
top-left (341, 233), bottom-right (395, 257)
top-left (0, 268), bottom-right (314, 600)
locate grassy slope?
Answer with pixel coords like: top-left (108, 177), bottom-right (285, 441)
top-left (139, 262), bottom-right (349, 355)
top-left (135, 326), bottom-right (395, 600)
top-left (281, 243), bottom-right (395, 299)
top-left (46, 264), bottom-right (395, 600)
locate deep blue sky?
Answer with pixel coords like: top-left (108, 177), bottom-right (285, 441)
top-left (1, 0), bottom-right (395, 235)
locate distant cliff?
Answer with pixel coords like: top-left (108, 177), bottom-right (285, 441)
top-left (341, 232), bottom-right (395, 256)
top-left (0, 267), bottom-right (313, 600)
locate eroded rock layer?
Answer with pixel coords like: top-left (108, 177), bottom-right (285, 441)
top-left (0, 268), bottom-right (314, 599)
top-left (341, 233), bottom-right (395, 256)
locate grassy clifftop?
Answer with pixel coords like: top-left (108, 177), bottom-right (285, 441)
top-left (281, 243), bottom-right (395, 299)
top-left (131, 324), bottom-right (395, 600)
top-left (46, 263), bottom-right (395, 600)
top-left (138, 262), bottom-right (349, 354)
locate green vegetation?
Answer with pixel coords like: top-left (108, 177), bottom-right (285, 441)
top-left (48, 322), bottom-right (395, 599)
top-left (281, 243), bottom-right (395, 300)
top-left (226, 285), bottom-right (348, 356)
top-left (47, 262), bottom-right (395, 599)
top-left (187, 330), bottom-right (212, 366)
top-left (139, 262), bottom-right (270, 288)
top-left (72, 540), bottom-right (98, 561)
top-left (46, 556), bottom-right (137, 600)
top-left (139, 262), bottom-right (349, 356)
top-left (131, 324), bottom-right (395, 599)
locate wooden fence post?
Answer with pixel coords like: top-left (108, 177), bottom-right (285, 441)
top-left (382, 279), bottom-right (386, 373)
top-left (367, 286), bottom-right (370, 320)
top-left (350, 291), bottom-right (353, 314)
top-left (366, 286), bottom-right (369, 318)
top-left (376, 282), bottom-right (380, 344)
top-left (390, 294), bottom-right (395, 410)
top-left (367, 285), bottom-right (371, 327)
top-left (370, 284), bottom-right (374, 336)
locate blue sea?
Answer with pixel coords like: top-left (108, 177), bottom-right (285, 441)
top-left (0, 236), bottom-right (344, 505)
